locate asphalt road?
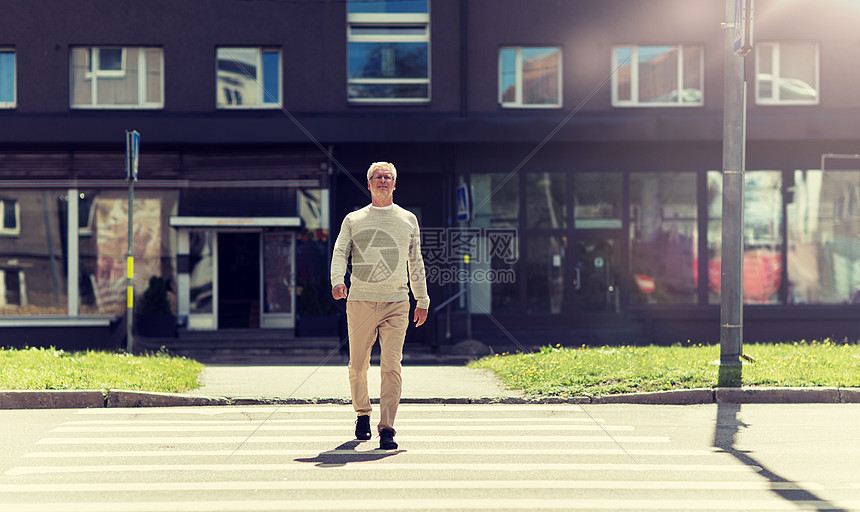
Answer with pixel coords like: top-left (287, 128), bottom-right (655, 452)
top-left (0, 403), bottom-right (858, 511)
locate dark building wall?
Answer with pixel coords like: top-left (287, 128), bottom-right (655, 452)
top-left (2, 0), bottom-right (860, 146)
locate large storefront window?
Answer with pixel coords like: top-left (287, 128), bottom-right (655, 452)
top-left (79, 189), bottom-right (178, 315)
top-left (708, 171), bottom-right (783, 304)
top-left (0, 190), bottom-right (67, 315)
top-left (471, 174), bottom-right (519, 314)
top-left (788, 170), bottom-right (860, 303)
top-left (630, 173), bottom-right (697, 304)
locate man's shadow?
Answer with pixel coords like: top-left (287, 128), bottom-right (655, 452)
top-left (295, 440), bottom-right (403, 468)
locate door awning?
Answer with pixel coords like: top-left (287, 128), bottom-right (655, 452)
top-left (168, 216), bottom-right (302, 228)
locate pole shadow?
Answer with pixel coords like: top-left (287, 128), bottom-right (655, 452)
top-left (294, 440), bottom-right (403, 468)
top-left (713, 402), bottom-right (847, 511)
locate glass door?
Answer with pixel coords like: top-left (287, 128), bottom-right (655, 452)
top-left (260, 231), bottom-right (295, 328)
top-left (572, 237), bottom-right (620, 314)
top-left (187, 230), bottom-right (217, 330)
top-left (570, 172), bottom-right (624, 319)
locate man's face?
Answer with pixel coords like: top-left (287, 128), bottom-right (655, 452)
top-left (368, 169), bottom-right (396, 199)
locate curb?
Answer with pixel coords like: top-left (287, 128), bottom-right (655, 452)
top-left (3, 387), bottom-right (860, 409)
top-left (0, 390), bottom-right (106, 409)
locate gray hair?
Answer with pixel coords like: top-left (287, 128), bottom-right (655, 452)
top-left (366, 161), bottom-right (397, 182)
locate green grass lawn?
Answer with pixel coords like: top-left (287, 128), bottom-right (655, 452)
top-left (0, 347), bottom-right (204, 394)
top-left (467, 339), bottom-right (860, 397)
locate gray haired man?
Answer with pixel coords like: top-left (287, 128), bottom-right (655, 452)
top-left (331, 161), bottom-right (430, 450)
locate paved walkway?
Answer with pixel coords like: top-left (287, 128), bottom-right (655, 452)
top-left (186, 364), bottom-right (523, 401)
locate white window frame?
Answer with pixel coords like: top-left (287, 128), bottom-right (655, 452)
top-left (611, 44), bottom-right (704, 107)
top-left (85, 48), bottom-right (127, 79)
top-left (498, 46), bottom-right (562, 109)
top-left (0, 199), bottom-right (21, 236)
top-left (216, 47), bottom-right (282, 109)
top-left (0, 269), bottom-right (28, 308)
top-left (755, 41), bottom-right (820, 106)
top-left (347, 8), bottom-right (431, 103)
top-left (70, 46), bottom-right (164, 109)
top-left (0, 49), bottom-right (16, 109)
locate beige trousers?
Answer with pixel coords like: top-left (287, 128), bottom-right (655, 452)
top-left (346, 300), bottom-right (410, 433)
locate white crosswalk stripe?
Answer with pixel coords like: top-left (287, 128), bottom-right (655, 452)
top-left (2, 404), bottom-right (857, 512)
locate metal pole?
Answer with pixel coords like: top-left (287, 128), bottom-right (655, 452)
top-left (127, 178), bottom-right (134, 352)
top-left (719, 0), bottom-right (747, 385)
top-left (125, 130), bottom-right (139, 353)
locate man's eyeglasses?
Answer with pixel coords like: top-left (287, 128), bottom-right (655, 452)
top-left (371, 175), bottom-right (394, 182)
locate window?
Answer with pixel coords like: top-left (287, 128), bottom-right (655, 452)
top-left (788, 169), bottom-right (860, 304)
top-left (708, 171), bottom-right (783, 304)
top-left (629, 173), bottom-right (697, 304)
top-left (0, 190), bottom-right (66, 315)
top-left (574, 173), bottom-right (622, 229)
top-left (347, 0), bottom-right (430, 103)
top-left (499, 47), bottom-right (562, 108)
top-left (217, 48), bottom-right (281, 108)
top-left (0, 269), bottom-right (26, 308)
top-left (526, 173), bottom-right (566, 228)
top-left (0, 49), bottom-right (15, 108)
top-left (70, 47), bottom-right (163, 108)
top-left (756, 42), bottom-right (819, 105)
top-left (79, 190), bottom-right (178, 315)
top-left (0, 198), bottom-right (20, 236)
top-left (612, 44), bottom-right (703, 107)
top-left (471, 173), bottom-right (519, 314)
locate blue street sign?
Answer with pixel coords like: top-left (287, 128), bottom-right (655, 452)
top-left (456, 184), bottom-right (470, 222)
top-left (125, 130), bottom-right (140, 182)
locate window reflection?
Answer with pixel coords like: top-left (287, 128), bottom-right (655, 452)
top-left (526, 172), bottom-right (565, 229)
top-left (574, 172), bottom-right (622, 229)
top-left (217, 48), bottom-right (280, 108)
top-left (613, 44), bottom-right (703, 106)
top-left (498, 47), bottom-right (561, 107)
top-left (708, 171), bottom-right (783, 304)
top-left (472, 174), bottom-right (519, 313)
top-left (78, 190), bottom-right (178, 316)
top-left (638, 46), bottom-right (678, 103)
top-left (189, 231), bottom-right (214, 315)
top-left (0, 190), bottom-right (67, 315)
top-left (630, 173), bottom-right (697, 304)
top-left (756, 42), bottom-right (819, 104)
top-left (788, 170), bottom-right (860, 303)
top-left (527, 236), bottom-right (565, 314)
top-left (263, 233), bottom-right (293, 315)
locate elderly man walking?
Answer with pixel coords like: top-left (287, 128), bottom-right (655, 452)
top-left (331, 161), bottom-right (430, 450)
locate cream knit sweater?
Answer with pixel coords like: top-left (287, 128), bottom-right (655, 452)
top-left (330, 204), bottom-right (430, 309)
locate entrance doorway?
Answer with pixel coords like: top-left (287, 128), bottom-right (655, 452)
top-left (218, 232), bottom-right (260, 328)
top-left (176, 223), bottom-right (297, 331)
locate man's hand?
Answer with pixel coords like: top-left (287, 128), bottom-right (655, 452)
top-left (413, 307), bottom-right (428, 327)
top-left (332, 284), bottom-right (347, 300)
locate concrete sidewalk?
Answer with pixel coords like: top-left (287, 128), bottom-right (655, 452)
top-left (185, 364), bottom-right (523, 402)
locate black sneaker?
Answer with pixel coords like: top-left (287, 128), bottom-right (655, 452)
top-left (355, 415), bottom-right (371, 440)
top-left (379, 427), bottom-right (398, 450)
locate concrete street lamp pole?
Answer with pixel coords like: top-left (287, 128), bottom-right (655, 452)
top-left (719, 0), bottom-right (751, 386)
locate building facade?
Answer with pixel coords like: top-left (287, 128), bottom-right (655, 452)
top-left (1, 0), bottom-right (859, 350)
